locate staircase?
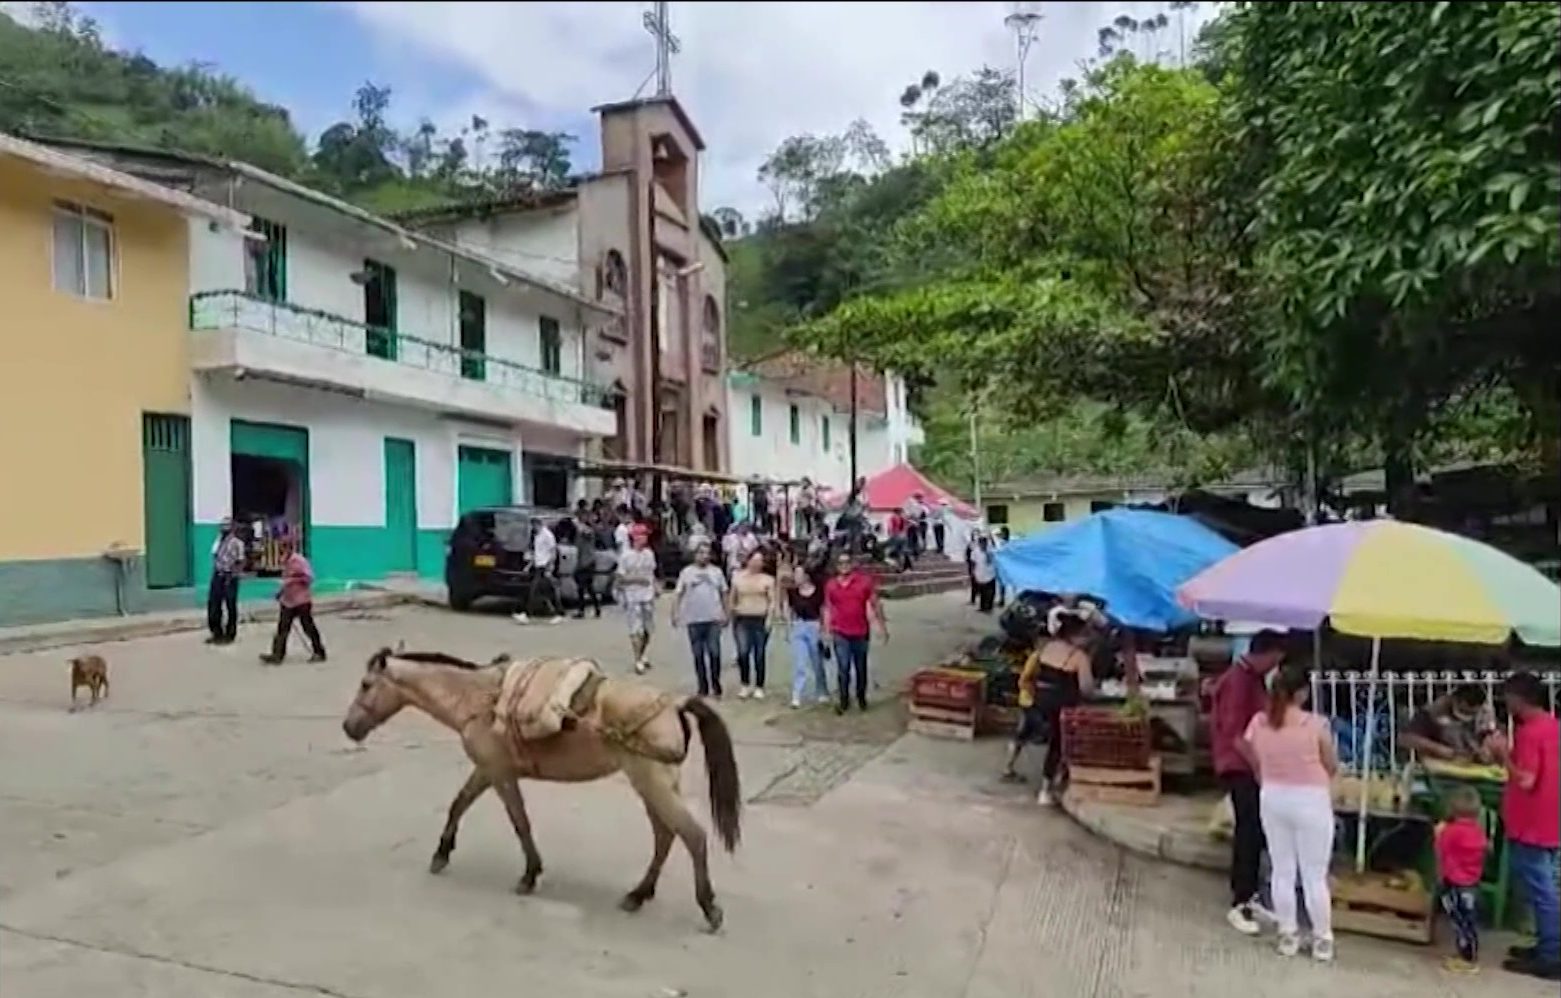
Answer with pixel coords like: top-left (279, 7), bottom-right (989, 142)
top-left (866, 556), bottom-right (969, 600)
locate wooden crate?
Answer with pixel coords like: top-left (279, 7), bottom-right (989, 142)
top-left (909, 702), bottom-right (978, 741)
top-left (1330, 870), bottom-right (1433, 944)
top-left (1066, 755), bottom-right (1162, 806)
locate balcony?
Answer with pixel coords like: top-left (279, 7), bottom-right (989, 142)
top-left (189, 291), bottom-right (616, 437)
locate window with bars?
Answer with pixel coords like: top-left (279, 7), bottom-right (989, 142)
top-left (821, 415), bottom-right (831, 451)
top-left (789, 404), bottom-right (801, 445)
top-left (749, 394), bottom-right (762, 436)
top-left (52, 201), bottom-right (114, 300)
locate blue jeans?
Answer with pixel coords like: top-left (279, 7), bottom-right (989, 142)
top-left (733, 615), bottom-right (769, 688)
top-left (686, 622), bottom-right (723, 697)
top-left (788, 619), bottom-right (827, 703)
top-left (1509, 841), bottom-right (1560, 962)
top-left (833, 635), bottom-right (870, 709)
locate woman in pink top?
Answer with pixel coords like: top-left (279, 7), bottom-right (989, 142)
top-left (1241, 665), bottom-right (1340, 961)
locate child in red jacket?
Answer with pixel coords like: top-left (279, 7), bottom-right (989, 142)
top-left (1436, 787), bottom-right (1488, 973)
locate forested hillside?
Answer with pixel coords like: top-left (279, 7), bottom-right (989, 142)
top-left (731, 2), bottom-right (1558, 505)
top-left (0, 2), bottom-right (577, 214)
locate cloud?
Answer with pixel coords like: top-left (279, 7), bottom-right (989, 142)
top-left (345, 1), bottom-right (1213, 215)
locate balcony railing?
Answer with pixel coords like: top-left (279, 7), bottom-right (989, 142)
top-left (189, 290), bottom-right (612, 408)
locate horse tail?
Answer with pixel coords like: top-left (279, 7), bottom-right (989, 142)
top-left (679, 697), bottom-right (742, 852)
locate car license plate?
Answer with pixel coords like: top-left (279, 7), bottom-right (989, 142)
top-left (473, 554), bottom-right (496, 567)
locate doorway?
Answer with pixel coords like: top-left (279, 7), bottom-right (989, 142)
top-left (702, 409), bottom-right (721, 471)
top-left (363, 259), bottom-right (397, 359)
top-left (230, 421), bottom-right (309, 578)
top-left (457, 445), bottom-right (512, 514)
top-left (525, 454), bottom-right (571, 511)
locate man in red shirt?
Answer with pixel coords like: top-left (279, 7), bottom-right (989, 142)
top-left (1209, 629), bottom-right (1285, 936)
top-left (1494, 672), bottom-right (1559, 980)
top-left (822, 551), bottom-right (888, 715)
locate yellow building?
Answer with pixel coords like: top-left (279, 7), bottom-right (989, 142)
top-left (0, 134), bottom-right (245, 626)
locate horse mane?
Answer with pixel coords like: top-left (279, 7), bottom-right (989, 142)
top-left (370, 647), bottom-right (488, 671)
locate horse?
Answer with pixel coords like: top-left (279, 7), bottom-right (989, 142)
top-left (340, 649), bottom-right (742, 931)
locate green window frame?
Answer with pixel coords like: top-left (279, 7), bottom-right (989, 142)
top-left (459, 290), bottom-right (486, 381)
top-left (749, 394), bottom-right (762, 436)
top-left (244, 217), bottom-right (287, 301)
top-left (539, 315), bottom-right (562, 375)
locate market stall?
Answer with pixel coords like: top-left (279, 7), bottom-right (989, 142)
top-left (1178, 519), bottom-right (1561, 939)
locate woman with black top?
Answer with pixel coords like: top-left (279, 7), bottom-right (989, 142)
top-left (1016, 614), bottom-right (1095, 806)
top-left (785, 563), bottom-right (829, 708)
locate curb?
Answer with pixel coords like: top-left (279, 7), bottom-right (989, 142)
top-left (1058, 790), bottom-right (1226, 873)
top-left (0, 591), bottom-right (415, 657)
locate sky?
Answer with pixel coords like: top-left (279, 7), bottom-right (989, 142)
top-left (32, 1), bottom-right (1211, 215)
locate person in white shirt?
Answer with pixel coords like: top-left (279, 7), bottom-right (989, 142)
top-left (613, 508), bottom-right (633, 553)
top-left (970, 533), bottom-right (998, 613)
top-left (615, 524), bottom-right (660, 673)
top-left (513, 518), bottom-right (561, 624)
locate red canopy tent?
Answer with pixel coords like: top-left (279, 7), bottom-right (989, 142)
top-left (836, 463), bottom-right (978, 518)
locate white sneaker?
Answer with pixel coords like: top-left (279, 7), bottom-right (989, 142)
top-left (1276, 932), bottom-right (1301, 957)
top-left (1246, 896), bottom-right (1276, 925)
top-left (817, 694), bottom-right (833, 705)
top-left (1310, 937), bottom-right (1334, 962)
top-left (511, 613), bottom-right (530, 624)
top-left (633, 659), bottom-right (648, 675)
top-left (548, 616), bottom-right (562, 625)
top-left (737, 686), bottom-right (752, 700)
top-left (1227, 905), bottom-right (1261, 937)
top-left (752, 688), bottom-right (766, 701)
top-left (1036, 782), bottom-right (1054, 806)
top-left (790, 698), bottom-right (802, 709)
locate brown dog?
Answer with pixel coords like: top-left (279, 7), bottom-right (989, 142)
top-left (69, 654), bottom-right (109, 710)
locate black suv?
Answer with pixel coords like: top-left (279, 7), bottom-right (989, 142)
top-left (445, 506), bottom-right (561, 611)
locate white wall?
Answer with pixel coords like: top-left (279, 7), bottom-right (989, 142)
top-left (191, 376), bottom-right (463, 530)
top-left (725, 378), bottom-right (901, 491)
top-left (440, 207), bottom-right (582, 289)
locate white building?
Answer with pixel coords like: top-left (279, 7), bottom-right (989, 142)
top-left (400, 96), bottom-right (731, 473)
top-left (725, 351), bottom-right (924, 492)
top-left (45, 139), bottom-right (617, 595)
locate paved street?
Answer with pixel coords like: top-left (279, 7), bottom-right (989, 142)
top-left (0, 594), bottom-right (1547, 998)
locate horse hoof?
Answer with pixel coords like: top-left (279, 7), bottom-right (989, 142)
top-left (702, 903), bottom-right (724, 934)
top-left (620, 890), bottom-right (652, 913)
top-left (429, 854), bottom-right (449, 875)
top-left (515, 876), bottom-right (539, 895)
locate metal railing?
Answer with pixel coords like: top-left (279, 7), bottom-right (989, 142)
top-left (190, 290), bottom-right (612, 408)
top-left (1312, 668), bottom-right (1561, 775)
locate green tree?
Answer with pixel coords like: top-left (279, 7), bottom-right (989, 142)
top-left (1212, 0), bottom-right (1561, 506)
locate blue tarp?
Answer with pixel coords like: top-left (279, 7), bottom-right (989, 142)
top-left (993, 508), bottom-right (1239, 632)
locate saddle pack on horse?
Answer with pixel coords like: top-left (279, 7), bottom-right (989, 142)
top-left (493, 657), bottom-right (681, 761)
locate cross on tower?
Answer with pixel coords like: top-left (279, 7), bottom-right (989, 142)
top-left (642, 1), bottom-right (680, 98)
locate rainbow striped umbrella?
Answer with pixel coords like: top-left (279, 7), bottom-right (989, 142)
top-left (1178, 520), bottom-right (1561, 647)
top-left (1179, 520), bottom-right (1560, 870)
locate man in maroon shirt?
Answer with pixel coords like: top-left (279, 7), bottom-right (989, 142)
top-left (1210, 629), bottom-right (1285, 935)
top-left (822, 551), bottom-right (888, 715)
top-left (1494, 672), bottom-right (1559, 980)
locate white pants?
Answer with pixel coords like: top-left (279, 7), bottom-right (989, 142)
top-left (1259, 785), bottom-right (1335, 940)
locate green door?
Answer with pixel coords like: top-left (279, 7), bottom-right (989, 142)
top-left (141, 413), bottom-right (192, 588)
top-left (383, 438), bottom-right (417, 572)
top-left (457, 446), bottom-right (512, 514)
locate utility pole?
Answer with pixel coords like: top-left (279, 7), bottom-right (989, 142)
top-left (848, 364), bottom-right (859, 485)
top-left (642, 1), bottom-right (680, 98)
top-left (1003, 4), bottom-right (1042, 122)
top-left (969, 395), bottom-right (984, 516)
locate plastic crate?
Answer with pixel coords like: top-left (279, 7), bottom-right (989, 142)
top-left (1061, 706), bottom-right (1152, 770)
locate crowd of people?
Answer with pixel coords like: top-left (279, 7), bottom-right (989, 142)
top-left (506, 476), bottom-right (901, 714)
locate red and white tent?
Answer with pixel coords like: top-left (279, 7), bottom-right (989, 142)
top-left (832, 463), bottom-right (978, 518)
